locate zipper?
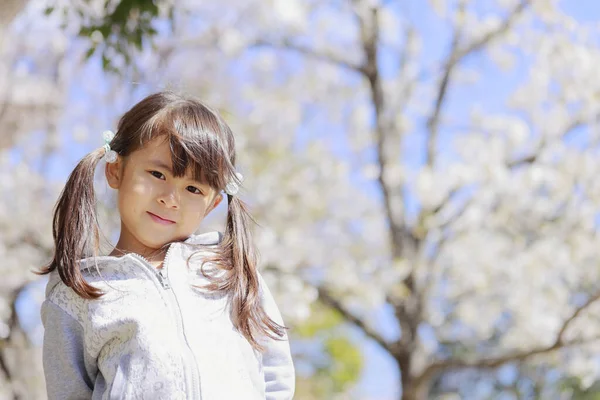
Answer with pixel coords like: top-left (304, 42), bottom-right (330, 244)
top-left (128, 252), bottom-right (172, 289)
top-left (128, 246), bottom-right (202, 399)
top-left (157, 268), bottom-right (170, 289)
top-left (130, 251), bottom-right (172, 290)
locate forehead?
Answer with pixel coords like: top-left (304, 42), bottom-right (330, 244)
top-left (133, 136), bottom-right (171, 160)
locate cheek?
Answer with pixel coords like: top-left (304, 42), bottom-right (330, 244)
top-left (118, 175), bottom-right (154, 212)
top-left (182, 202), bottom-right (208, 222)
top-left (191, 205), bottom-right (207, 220)
top-left (130, 174), bottom-right (155, 196)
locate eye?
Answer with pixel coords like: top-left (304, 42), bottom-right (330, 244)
top-left (187, 186), bottom-right (203, 195)
top-left (150, 171), bottom-right (165, 180)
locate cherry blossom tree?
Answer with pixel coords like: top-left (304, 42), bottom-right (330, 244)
top-left (125, 1), bottom-right (600, 398)
top-left (0, 1), bottom-right (69, 397)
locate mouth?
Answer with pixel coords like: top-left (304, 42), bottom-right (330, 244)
top-left (147, 212), bottom-right (176, 225)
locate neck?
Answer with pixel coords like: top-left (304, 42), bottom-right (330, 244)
top-left (109, 248), bottom-right (166, 269)
top-left (109, 220), bottom-right (170, 267)
top-left (109, 243), bottom-right (167, 268)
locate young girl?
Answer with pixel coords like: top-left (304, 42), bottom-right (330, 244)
top-left (38, 91), bottom-right (295, 399)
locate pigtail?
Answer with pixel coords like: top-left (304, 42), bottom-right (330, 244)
top-left (222, 194), bottom-right (286, 351)
top-left (36, 148), bottom-right (105, 299)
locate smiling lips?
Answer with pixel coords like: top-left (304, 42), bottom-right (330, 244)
top-left (147, 212), bottom-right (176, 225)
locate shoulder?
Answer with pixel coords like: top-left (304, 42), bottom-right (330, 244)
top-left (44, 257), bottom-right (128, 323)
top-left (183, 231), bottom-right (223, 246)
top-left (44, 270), bottom-right (90, 326)
top-left (181, 231), bottom-right (224, 268)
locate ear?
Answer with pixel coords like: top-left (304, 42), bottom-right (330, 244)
top-left (105, 157), bottom-right (123, 189)
top-left (205, 193), bottom-right (223, 216)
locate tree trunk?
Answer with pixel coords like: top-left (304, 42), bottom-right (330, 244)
top-left (0, 0), bottom-right (29, 26)
top-left (401, 382), bottom-right (428, 400)
top-left (401, 377), bottom-right (429, 400)
top-left (398, 353), bottom-right (428, 400)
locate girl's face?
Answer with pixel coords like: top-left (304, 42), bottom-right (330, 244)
top-left (105, 136), bottom-right (223, 258)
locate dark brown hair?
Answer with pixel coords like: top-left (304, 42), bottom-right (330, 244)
top-left (37, 91), bottom-right (285, 350)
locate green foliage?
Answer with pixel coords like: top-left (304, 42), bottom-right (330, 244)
top-left (324, 336), bottom-right (362, 392)
top-left (295, 304), bottom-right (344, 338)
top-left (560, 377), bottom-right (600, 400)
top-left (293, 303), bottom-right (363, 399)
top-left (45, 0), bottom-right (172, 73)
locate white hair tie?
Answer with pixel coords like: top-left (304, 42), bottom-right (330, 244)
top-left (102, 130), bottom-right (118, 163)
top-left (224, 172), bottom-right (244, 196)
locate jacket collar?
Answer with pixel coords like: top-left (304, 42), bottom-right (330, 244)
top-left (45, 231), bottom-right (223, 297)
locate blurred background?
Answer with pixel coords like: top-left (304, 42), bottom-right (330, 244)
top-left (2, 0), bottom-right (600, 399)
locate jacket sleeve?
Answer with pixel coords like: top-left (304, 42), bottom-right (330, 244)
top-left (41, 300), bottom-right (97, 400)
top-left (258, 274), bottom-right (296, 400)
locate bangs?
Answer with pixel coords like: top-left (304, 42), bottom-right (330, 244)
top-left (139, 101), bottom-right (237, 190)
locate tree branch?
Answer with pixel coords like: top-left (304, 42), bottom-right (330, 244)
top-left (354, 8), bottom-right (425, 385)
top-left (432, 336), bottom-right (598, 373)
top-left (426, 0), bottom-right (530, 167)
top-left (417, 289), bottom-right (600, 385)
top-left (0, 283), bottom-right (27, 398)
top-left (386, 293), bottom-right (419, 347)
top-left (395, 25), bottom-right (417, 112)
top-left (318, 287), bottom-right (392, 353)
top-left (265, 265), bottom-right (395, 355)
top-left (425, 5), bottom-right (463, 167)
top-left (0, 344), bottom-right (12, 386)
top-left (417, 2), bottom-right (531, 294)
top-left (556, 291), bottom-right (600, 343)
top-left (251, 38), bottom-right (367, 75)
top-left (456, 0), bottom-right (530, 60)
top-left (508, 116), bottom-right (592, 168)
top-left (357, 4), bottom-right (410, 260)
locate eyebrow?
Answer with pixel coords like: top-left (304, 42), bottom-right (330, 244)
top-left (149, 160), bottom-right (173, 173)
top-left (149, 159), bottom-right (209, 187)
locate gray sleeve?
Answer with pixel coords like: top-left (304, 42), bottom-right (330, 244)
top-left (41, 300), bottom-right (97, 400)
top-left (258, 274), bottom-right (296, 400)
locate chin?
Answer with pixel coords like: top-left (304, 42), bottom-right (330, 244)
top-left (137, 236), bottom-right (170, 251)
top-left (135, 230), bottom-right (189, 250)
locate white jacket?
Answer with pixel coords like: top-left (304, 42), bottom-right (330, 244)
top-left (41, 232), bottom-right (295, 399)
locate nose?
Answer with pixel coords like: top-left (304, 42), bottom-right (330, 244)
top-left (157, 185), bottom-right (180, 209)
